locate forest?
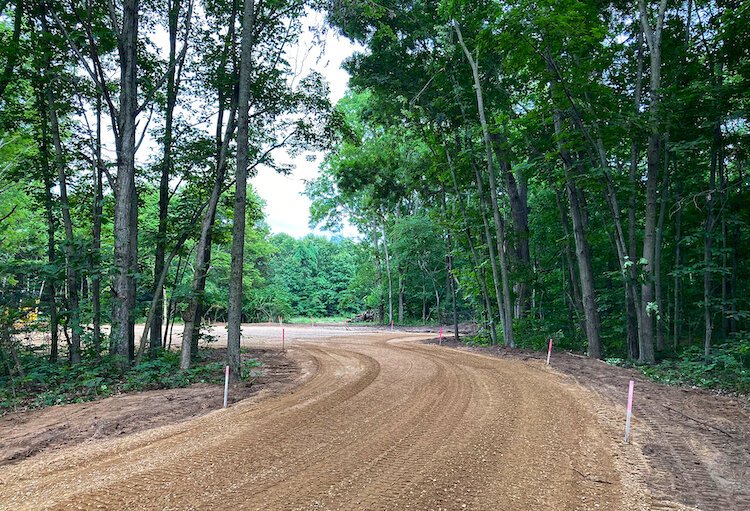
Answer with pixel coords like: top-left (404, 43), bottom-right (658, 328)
top-left (1, 0), bottom-right (749, 406)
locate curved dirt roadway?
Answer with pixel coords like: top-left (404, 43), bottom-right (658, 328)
top-left (0, 331), bottom-right (642, 510)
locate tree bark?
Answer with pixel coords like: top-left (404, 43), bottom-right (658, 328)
top-left (111, 0), bottom-right (140, 368)
top-left (454, 21), bottom-right (514, 347)
top-left (491, 135), bottom-right (530, 318)
top-left (382, 222), bottom-right (394, 325)
top-left (469, 152), bottom-right (505, 346)
top-left (91, 97), bottom-right (103, 357)
top-left (446, 147), bottom-right (497, 344)
top-left (48, 84), bottom-right (81, 364)
top-left (704, 124), bottom-right (720, 361)
top-left (151, 0), bottom-right (192, 354)
top-left (654, 142), bottom-right (670, 351)
top-left (636, 0), bottom-right (668, 364)
top-left (226, 0), bottom-right (256, 381)
top-left (553, 111), bottom-right (602, 359)
top-left (180, 0), bottom-right (239, 369)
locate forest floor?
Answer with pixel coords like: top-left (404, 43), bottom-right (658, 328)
top-left (424, 337), bottom-right (750, 511)
top-left (0, 325), bottom-right (736, 510)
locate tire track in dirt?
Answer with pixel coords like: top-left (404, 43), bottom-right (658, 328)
top-left (0, 331), bottom-right (649, 510)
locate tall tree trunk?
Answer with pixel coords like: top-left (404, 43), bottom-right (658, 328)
top-left (440, 188), bottom-right (460, 342)
top-left (553, 111), bottom-right (602, 359)
top-left (470, 155), bottom-right (505, 346)
top-left (398, 270), bottom-right (404, 323)
top-left (226, 0), bottom-right (256, 381)
top-left (673, 195), bottom-right (682, 350)
top-left (491, 136), bottom-right (530, 318)
top-left (704, 124), bottom-right (720, 361)
top-left (180, 0), bottom-right (238, 369)
top-left (111, 0), bottom-right (140, 368)
top-left (91, 97), bottom-right (103, 357)
top-left (42, 175), bottom-right (59, 364)
top-left (152, 0), bottom-right (190, 354)
top-left (654, 142), bottom-right (670, 351)
top-left (48, 84), bottom-right (81, 364)
top-left (382, 223), bottom-right (394, 325)
top-left (35, 75), bottom-right (59, 364)
top-left (454, 21), bottom-right (514, 347)
top-left (636, 0), bottom-right (667, 364)
top-left (556, 189), bottom-right (585, 336)
top-left (446, 147), bottom-right (497, 344)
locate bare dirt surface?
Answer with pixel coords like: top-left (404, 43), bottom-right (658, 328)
top-left (0, 347), bottom-right (300, 467)
top-left (0, 326), bottom-right (685, 510)
top-left (426, 338), bottom-right (750, 511)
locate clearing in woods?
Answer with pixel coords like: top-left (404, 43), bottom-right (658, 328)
top-left (0, 325), bottom-right (742, 510)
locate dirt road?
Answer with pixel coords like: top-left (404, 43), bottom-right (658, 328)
top-left (0, 329), bottom-right (653, 510)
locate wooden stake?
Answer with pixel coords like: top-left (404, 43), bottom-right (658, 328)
top-left (223, 365), bottom-right (229, 408)
top-left (624, 380), bottom-right (634, 443)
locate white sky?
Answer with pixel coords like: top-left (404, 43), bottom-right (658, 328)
top-left (251, 11), bottom-right (360, 239)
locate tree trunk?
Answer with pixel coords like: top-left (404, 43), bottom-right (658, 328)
top-left (446, 147), bottom-right (497, 344)
top-left (35, 77), bottom-right (59, 364)
top-left (553, 111), bottom-right (602, 359)
top-left (440, 185), bottom-right (460, 343)
top-left (704, 124), bottom-right (720, 361)
top-left (111, 0), bottom-right (140, 368)
top-left (492, 136), bottom-right (530, 318)
top-left (636, 0), bottom-right (668, 365)
top-left (398, 270), bottom-right (404, 323)
top-left (179, 0), bottom-right (239, 368)
top-left (382, 223), bottom-right (394, 325)
top-left (673, 197), bottom-right (682, 350)
top-left (654, 142), bottom-right (670, 352)
top-left (454, 21), bottom-right (514, 347)
top-left (556, 189), bottom-right (585, 336)
top-left (470, 156), bottom-right (505, 346)
top-left (47, 76), bottom-right (81, 365)
top-left (226, 0), bottom-right (256, 381)
top-left (43, 176), bottom-right (59, 364)
top-left (91, 97), bottom-right (103, 357)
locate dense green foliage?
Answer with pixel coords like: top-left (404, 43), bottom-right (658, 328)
top-left (2, 0), bottom-right (749, 399)
top-left (309, 0), bottom-right (750, 383)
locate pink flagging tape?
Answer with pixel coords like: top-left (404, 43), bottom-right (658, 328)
top-left (546, 338), bottom-right (553, 365)
top-left (624, 380), bottom-right (635, 443)
top-left (223, 365), bottom-right (229, 408)
top-left (439, 326), bottom-right (443, 346)
top-left (391, 320), bottom-right (394, 330)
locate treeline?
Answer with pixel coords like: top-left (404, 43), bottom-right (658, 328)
top-left (0, 0), bottom-right (346, 378)
top-left (309, 0), bottom-right (749, 364)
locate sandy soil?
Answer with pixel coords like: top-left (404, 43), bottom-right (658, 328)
top-left (0, 326), bottom-right (690, 510)
top-left (426, 339), bottom-right (750, 511)
top-left (0, 347), bottom-right (300, 467)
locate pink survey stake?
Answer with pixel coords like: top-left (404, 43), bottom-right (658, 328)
top-left (546, 338), bottom-right (553, 365)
